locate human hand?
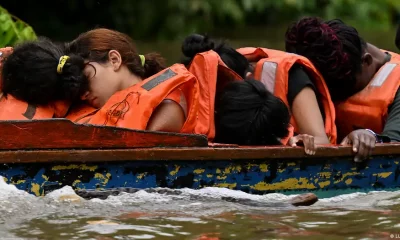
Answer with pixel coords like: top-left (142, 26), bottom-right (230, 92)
top-left (340, 129), bottom-right (376, 162)
top-left (288, 134), bottom-right (316, 155)
top-left (0, 47), bottom-right (13, 67)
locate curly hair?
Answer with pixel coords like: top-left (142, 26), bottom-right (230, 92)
top-left (1, 38), bottom-right (88, 105)
top-left (285, 17), bottom-right (367, 101)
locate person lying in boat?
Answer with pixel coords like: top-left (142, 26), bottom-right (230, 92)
top-left (2, 29), bottom-right (197, 133)
top-left (0, 40), bottom-right (96, 122)
top-left (285, 17), bottom-right (397, 161)
top-left (66, 28), bottom-right (198, 132)
top-left (180, 34), bottom-right (316, 154)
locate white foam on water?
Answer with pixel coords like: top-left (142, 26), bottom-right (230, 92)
top-left (315, 190), bottom-right (400, 210)
top-left (0, 177), bottom-right (35, 200)
top-left (318, 192), bottom-right (367, 203)
top-left (179, 187), bottom-right (294, 202)
top-left (1, 173), bottom-right (400, 224)
top-left (373, 220), bottom-right (392, 225)
top-left (45, 186), bottom-right (84, 203)
top-left (311, 210), bottom-right (353, 216)
top-left (125, 234), bottom-right (155, 239)
top-left (79, 222), bottom-right (175, 237)
top-left (165, 217), bottom-right (207, 224)
top-left (154, 224), bottom-right (182, 229)
top-left (91, 190), bottom-right (176, 207)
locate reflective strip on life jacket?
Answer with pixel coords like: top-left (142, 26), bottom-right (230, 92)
top-left (259, 61), bottom-right (278, 93)
top-left (88, 64), bottom-right (199, 132)
top-left (238, 47), bottom-right (337, 144)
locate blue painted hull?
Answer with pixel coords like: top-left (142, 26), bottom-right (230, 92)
top-left (1, 154), bottom-right (399, 197)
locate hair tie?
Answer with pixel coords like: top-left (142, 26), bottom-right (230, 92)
top-left (57, 55), bottom-right (70, 74)
top-left (139, 55), bottom-right (145, 67)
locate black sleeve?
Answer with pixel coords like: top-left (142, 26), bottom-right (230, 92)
top-left (381, 88), bottom-right (400, 142)
top-left (287, 64), bottom-right (316, 106)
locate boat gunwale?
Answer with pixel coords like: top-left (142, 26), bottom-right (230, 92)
top-left (1, 143), bottom-right (400, 163)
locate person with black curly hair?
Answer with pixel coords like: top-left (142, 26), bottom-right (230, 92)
top-left (0, 38), bottom-right (95, 121)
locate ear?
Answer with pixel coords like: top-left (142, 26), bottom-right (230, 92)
top-left (108, 50), bottom-right (122, 71)
top-left (362, 53), bottom-right (373, 66)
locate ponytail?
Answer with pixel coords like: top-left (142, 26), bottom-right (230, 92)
top-left (142, 52), bottom-right (166, 79)
top-left (181, 33), bottom-right (250, 78)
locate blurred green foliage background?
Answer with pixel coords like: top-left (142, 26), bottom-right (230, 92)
top-left (1, 0), bottom-right (399, 63)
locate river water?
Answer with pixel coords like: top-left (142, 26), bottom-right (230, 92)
top-left (0, 177), bottom-right (399, 240)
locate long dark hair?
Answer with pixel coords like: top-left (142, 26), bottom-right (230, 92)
top-left (215, 79), bottom-right (290, 145)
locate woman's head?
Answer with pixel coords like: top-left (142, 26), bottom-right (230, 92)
top-left (181, 34), bottom-right (250, 78)
top-left (66, 28), bottom-right (166, 108)
top-left (1, 38), bottom-right (88, 105)
top-left (285, 17), bottom-right (375, 101)
top-left (215, 79), bottom-right (290, 145)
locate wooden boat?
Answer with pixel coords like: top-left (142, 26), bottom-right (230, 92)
top-left (1, 119), bottom-right (400, 198)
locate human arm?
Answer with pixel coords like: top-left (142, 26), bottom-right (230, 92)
top-left (146, 99), bottom-right (185, 132)
top-left (288, 66), bottom-right (330, 145)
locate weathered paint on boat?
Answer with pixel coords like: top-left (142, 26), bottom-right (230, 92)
top-left (0, 119), bottom-right (399, 197)
top-left (1, 153), bottom-right (399, 197)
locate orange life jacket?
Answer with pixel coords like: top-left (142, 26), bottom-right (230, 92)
top-left (0, 94), bottom-right (69, 120)
top-left (0, 46), bottom-right (98, 123)
top-left (335, 50), bottom-right (400, 140)
top-left (65, 103), bottom-right (98, 124)
top-left (186, 50), bottom-right (243, 141)
top-left (237, 47), bottom-right (337, 144)
top-left (0, 94), bottom-right (97, 123)
top-left (87, 64), bottom-right (199, 132)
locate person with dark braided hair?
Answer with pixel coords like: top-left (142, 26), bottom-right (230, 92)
top-left (286, 16), bottom-right (400, 161)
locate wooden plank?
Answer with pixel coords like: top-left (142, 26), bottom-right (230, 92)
top-left (0, 143), bottom-right (400, 163)
top-left (0, 119), bottom-right (208, 149)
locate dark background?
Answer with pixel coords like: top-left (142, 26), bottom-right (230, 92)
top-left (2, 0), bottom-right (400, 63)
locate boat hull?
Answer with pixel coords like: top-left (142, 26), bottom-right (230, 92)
top-left (2, 155), bottom-right (399, 197)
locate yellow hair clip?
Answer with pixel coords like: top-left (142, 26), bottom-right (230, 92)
top-left (139, 55), bottom-right (145, 67)
top-left (57, 55), bottom-right (70, 74)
